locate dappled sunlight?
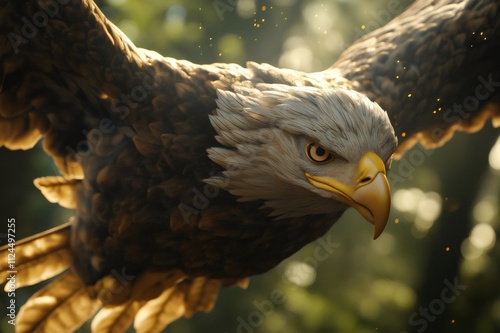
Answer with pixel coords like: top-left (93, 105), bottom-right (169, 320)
top-left (278, 36), bottom-right (314, 71)
top-left (371, 232), bottom-right (396, 255)
top-left (284, 261), bottom-right (317, 287)
top-left (237, 0), bottom-right (256, 18)
top-left (358, 297), bottom-right (380, 319)
top-left (393, 188), bottom-right (425, 213)
top-left (469, 223), bottom-right (496, 252)
top-left (488, 135), bottom-right (500, 171)
top-left (461, 253), bottom-right (491, 277)
top-left (163, 5), bottom-right (187, 38)
top-left (491, 299), bottom-right (500, 321)
top-left (371, 279), bottom-right (416, 309)
top-left (473, 198), bottom-right (498, 225)
top-left (416, 192), bottom-right (442, 222)
top-left (117, 19), bottom-right (140, 42)
top-left (392, 188), bottom-right (443, 237)
top-left (461, 223), bottom-right (497, 276)
top-left (302, 2), bottom-right (336, 34)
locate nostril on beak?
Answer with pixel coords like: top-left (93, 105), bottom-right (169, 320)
top-left (360, 177), bottom-right (372, 185)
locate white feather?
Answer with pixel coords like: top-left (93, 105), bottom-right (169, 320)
top-left (207, 84), bottom-right (397, 218)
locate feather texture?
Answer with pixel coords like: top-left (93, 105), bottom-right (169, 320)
top-left (0, 0), bottom-right (499, 332)
top-left (0, 222), bottom-right (72, 289)
top-left (16, 271), bottom-right (100, 333)
top-left (34, 177), bottom-right (79, 209)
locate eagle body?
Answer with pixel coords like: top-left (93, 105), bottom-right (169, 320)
top-left (1, 0), bottom-right (499, 332)
top-left (71, 57), bottom-right (394, 285)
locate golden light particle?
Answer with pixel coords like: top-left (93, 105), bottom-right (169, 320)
top-left (451, 319), bottom-right (455, 324)
top-left (437, 98), bottom-right (441, 102)
top-left (218, 52), bottom-right (222, 57)
top-left (262, 5), bottom-right (267, 11)
top-left (262, 18), bottom-right (265, 22)
top-left (445, 247), bottom-right (450, 252)
top-left (401, 132), bottom-right (407, 138)
top-left (395, 218), bottom-right (400, 224)
top-left (433, 110), bottom-right (437, 114)
top-left (396, 75), bottom-right (400, 79)
top-left (361, 24), bottom-right (366, 30)
top-left (407, 93), bottom-right (412, 98)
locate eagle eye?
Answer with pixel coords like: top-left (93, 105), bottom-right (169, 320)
top-left (305, 143), bottom-right (334, 163)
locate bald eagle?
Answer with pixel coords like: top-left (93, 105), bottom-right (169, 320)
top-left (0, 0), bottom-right (498, 332)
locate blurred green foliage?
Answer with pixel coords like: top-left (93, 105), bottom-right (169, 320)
top-left (1, 0), bottom-right (500, 332)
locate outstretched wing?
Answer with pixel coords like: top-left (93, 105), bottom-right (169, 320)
top-left (0, 0), bottom-right (148, 177)
top-left (331, 0), bottom-right (500, 156)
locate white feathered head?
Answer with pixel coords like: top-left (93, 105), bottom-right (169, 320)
top-left (206, 84), bottom-right (397, 238)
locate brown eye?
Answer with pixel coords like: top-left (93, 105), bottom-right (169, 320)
top-left (306, 143), bottom-right (334, 163)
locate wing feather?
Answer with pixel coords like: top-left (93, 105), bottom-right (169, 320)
top-left (17, 271), bottom-right (100, 333)
top-left (0, 222), bottom-right (72, 289)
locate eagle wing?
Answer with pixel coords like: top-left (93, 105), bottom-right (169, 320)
top-left (331, 0), bottom-right (500, 156)
top-left (0, 0), bottom-right (151, 177)
top-left (0, 1), bottom-right (249, 332)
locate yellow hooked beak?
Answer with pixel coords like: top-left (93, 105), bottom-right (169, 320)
top-left (305, 151), bottom-right (391, 239)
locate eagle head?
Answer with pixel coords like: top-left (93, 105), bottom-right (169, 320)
top-left (206, 84), bottom-right (397, 239)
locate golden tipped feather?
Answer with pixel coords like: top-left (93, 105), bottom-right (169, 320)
top-left (133, 288), bottom-right (185, 333)
top-left (0, 222), bottom-right (72, 289)
top-left (34, 177), bottom-right (79, 209)
top-left (16, 271), bottom-right (100, 333)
